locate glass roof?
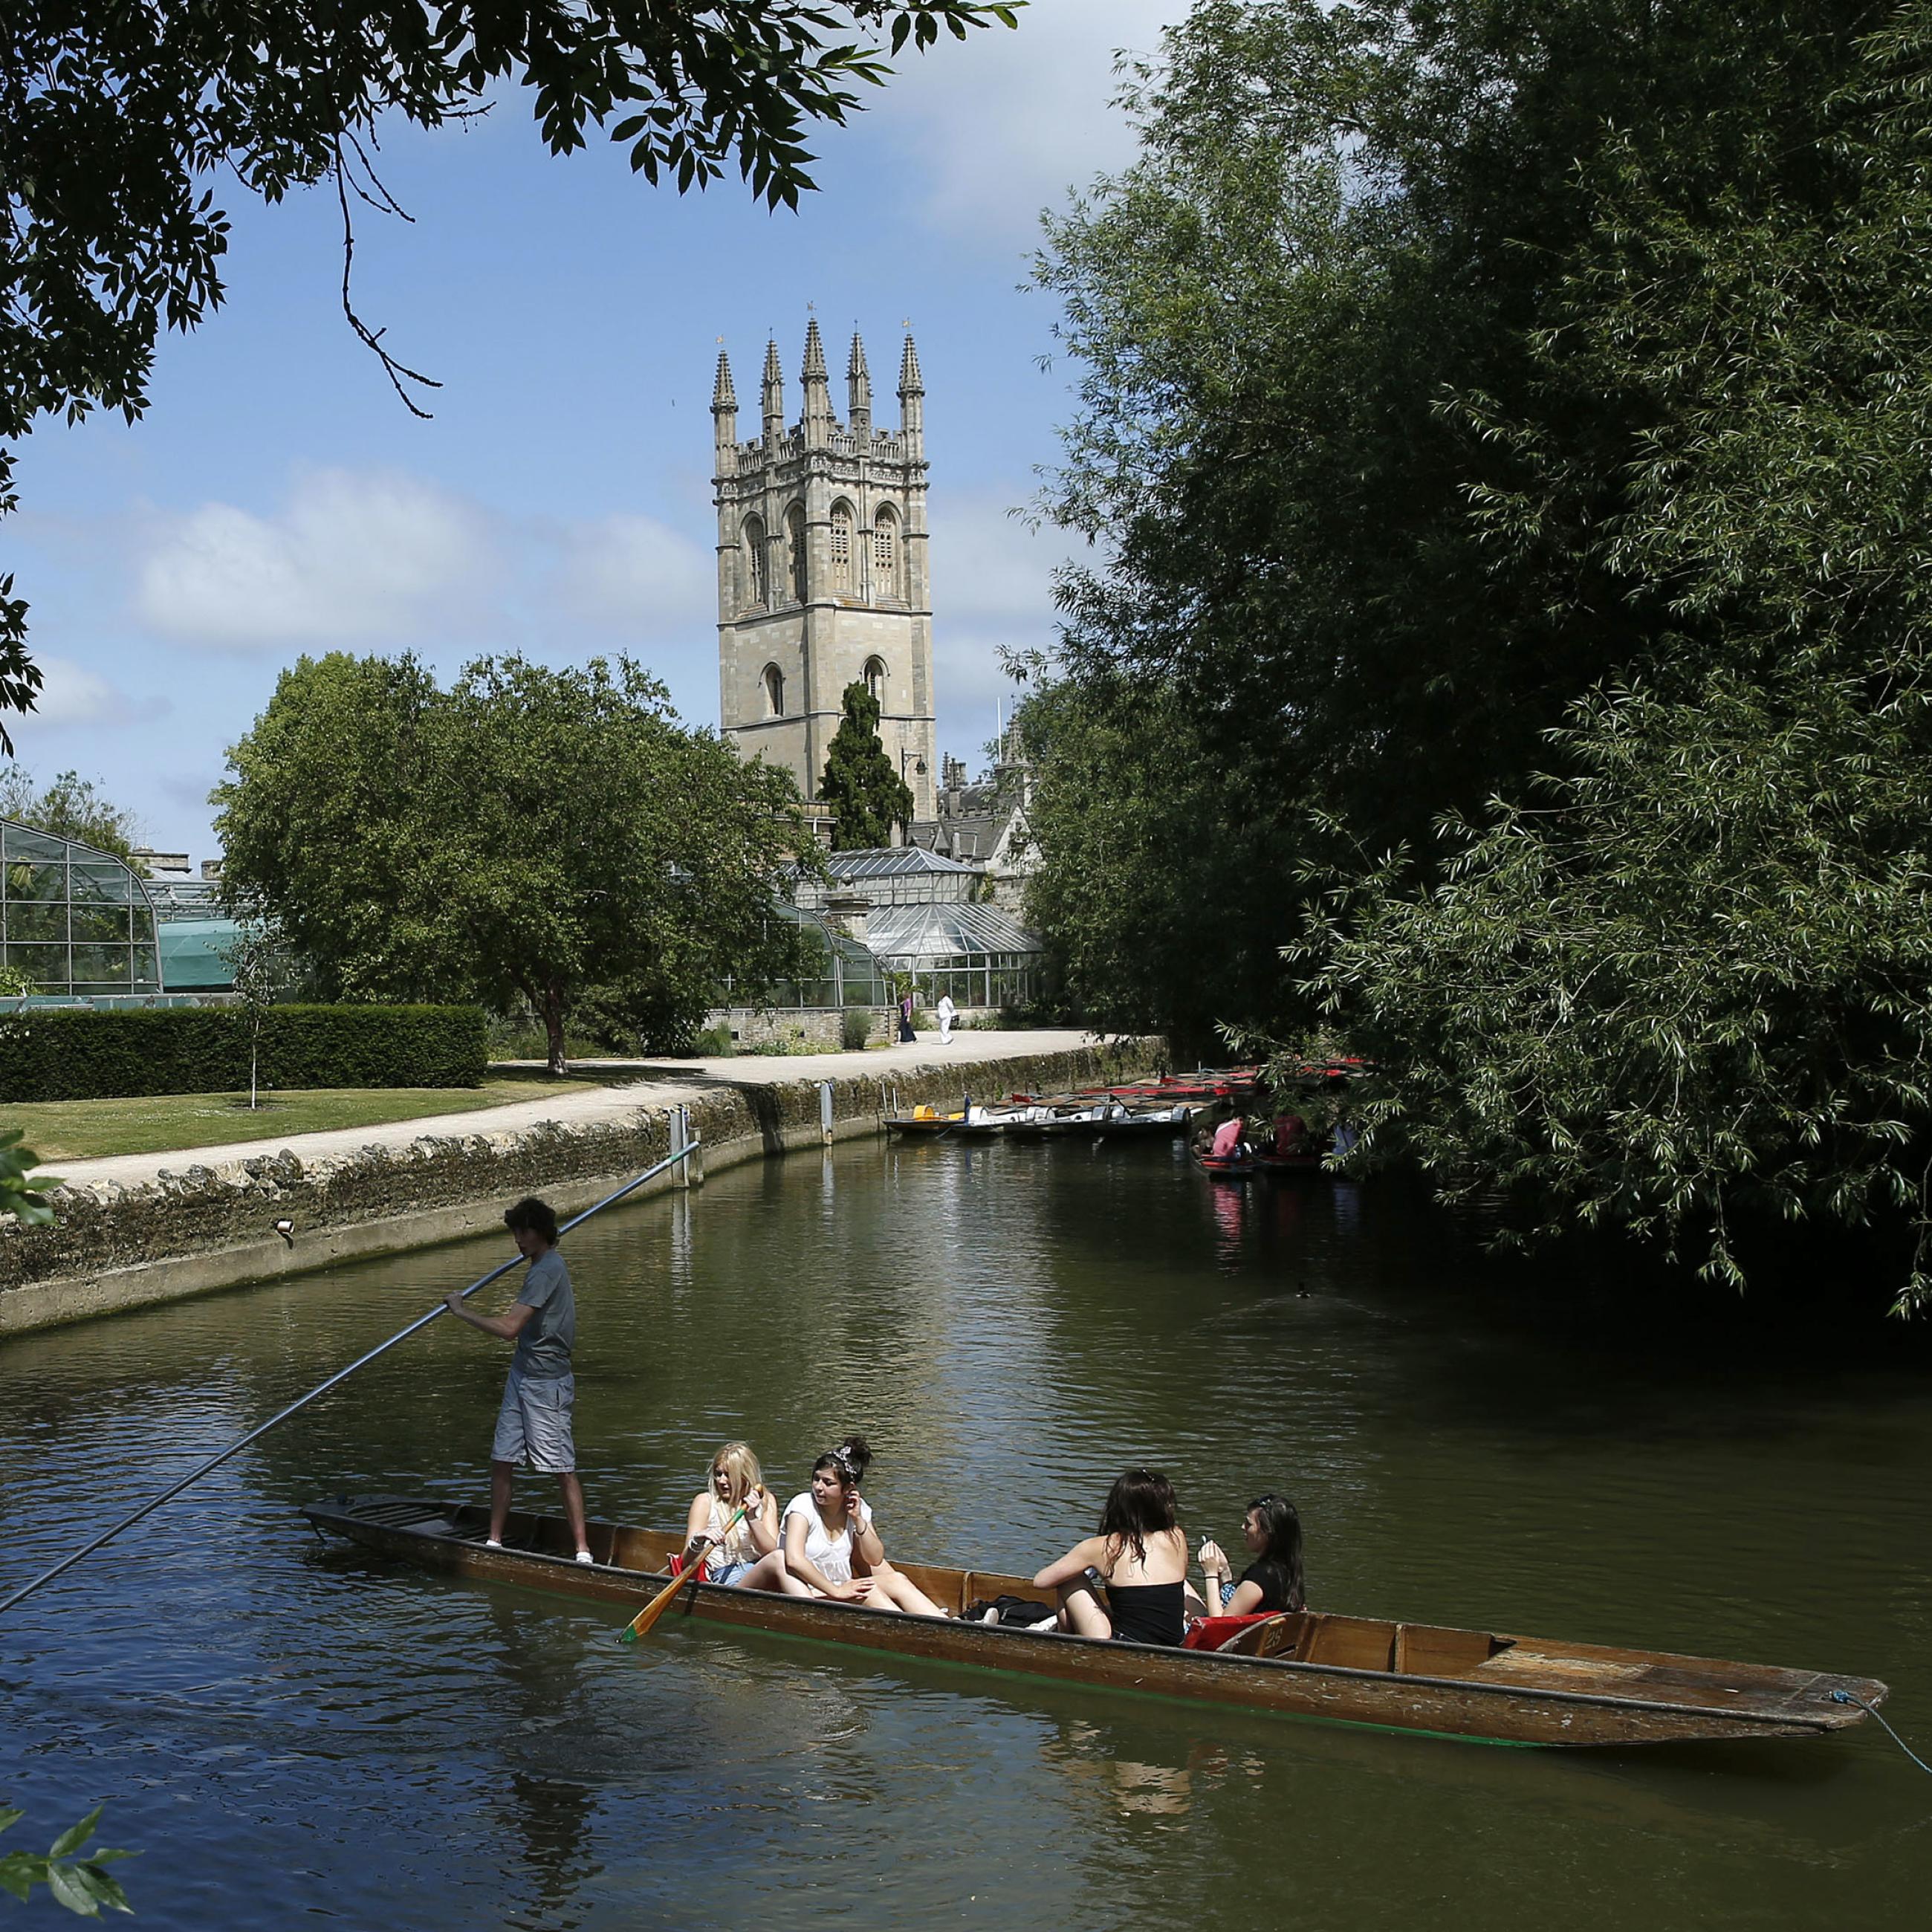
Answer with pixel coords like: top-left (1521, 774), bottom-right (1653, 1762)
top-left (826, 846), bottom-right (979, 881)
top-left (864, 903), bottom-right (1042, 962)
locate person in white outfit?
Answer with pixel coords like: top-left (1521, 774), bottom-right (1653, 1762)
top-left (936, 993), bottom-right (956, 1043)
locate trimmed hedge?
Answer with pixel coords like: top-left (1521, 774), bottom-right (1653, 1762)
top-left (0, 1005), bottom-right (487, 1103)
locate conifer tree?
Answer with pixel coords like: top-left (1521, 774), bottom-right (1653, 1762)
top-left (820, 682), bottom-right (914, 850)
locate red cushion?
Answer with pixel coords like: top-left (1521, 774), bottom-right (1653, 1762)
top-left (1182, 1612), bottom-right (1280, 1652)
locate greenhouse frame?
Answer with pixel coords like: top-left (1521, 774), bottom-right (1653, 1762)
top-left (864, 903), bottom-right (1041, 1011)
top-left (0, 818), bottom-right (164, 998)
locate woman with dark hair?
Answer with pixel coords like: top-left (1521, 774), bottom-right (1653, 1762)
top-left (1198, 1494), bottom-right (1306, 1616)
top-left (1033, 1468), bottom-right (1205, 1646)
top-left (779, 1436), bottom-right (948, 1615)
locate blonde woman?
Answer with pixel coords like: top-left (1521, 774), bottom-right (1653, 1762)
top-left (682, 1442), bottom-right (785, 1589)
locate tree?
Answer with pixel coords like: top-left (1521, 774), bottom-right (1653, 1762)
top-left (0, 765), bottom-right (139, 861)
top-left (1016, 672), bottom-right (1303, 1052)
top-left (820, 681), bottom-right (913, 849)
top-left (1022, 0), bottom-right (1887, 1040)
top-left (1290, 5), bottom-right (1932, 1311)
top-left (218, 914), bottom-right (293, 1109)
top-left (0, 0), bottom-right (1020, 752)
top-left (215, 652), bottom-right (820, 1072)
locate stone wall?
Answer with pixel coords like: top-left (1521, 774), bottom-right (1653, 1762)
top-left (0, 1039), bottom-right (1164, 1335)
top-left (706, 1006), bottom-right (886, 1051)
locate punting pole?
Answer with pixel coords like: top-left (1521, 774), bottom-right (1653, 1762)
top-left (0, 1135), bottom-right (701, 1621)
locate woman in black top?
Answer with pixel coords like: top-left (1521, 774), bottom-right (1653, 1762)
top-left (1034, 1469), bottom-right (1209, 1646)
top-left (1198, 1494), bottom-right (1305, 1616)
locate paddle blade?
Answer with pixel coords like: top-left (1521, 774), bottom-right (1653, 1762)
top-left (621, 1567), bottom-right (698, 1643)
top-left (619, 1506), bottom-right (744, 1645)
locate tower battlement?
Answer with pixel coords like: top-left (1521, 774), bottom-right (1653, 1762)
top-left (713, 320), bottom-right (937, 821)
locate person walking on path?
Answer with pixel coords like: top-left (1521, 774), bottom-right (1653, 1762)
top-left (444, 1196), bottom-right (594, 1564)
top-left (898, 991), bottom-right (918, 1043)
top-left (936, 993), bottom-right (956, 1044)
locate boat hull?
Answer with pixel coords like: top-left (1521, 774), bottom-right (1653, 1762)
top-left (302, 1496), bottom-right (1884, 1749)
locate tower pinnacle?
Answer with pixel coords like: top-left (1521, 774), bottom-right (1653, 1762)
top-left (849, 329), bottom-right (872, 436)
top-left (762, 337), bottom-right (784, 447)
top-left (898, 331), bottom-right (924, 453)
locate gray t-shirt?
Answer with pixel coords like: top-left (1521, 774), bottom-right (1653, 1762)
top-left (510, 1248), bottom-right (576, 1379)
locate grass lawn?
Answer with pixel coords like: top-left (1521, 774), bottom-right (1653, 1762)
top-left (4, 1074), bottom-right (615, 1164)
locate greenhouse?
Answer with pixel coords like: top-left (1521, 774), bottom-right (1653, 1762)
top-left (716, 901), bottom-right (895, 1011)
top-left (796, 846), bottom-right (980, 909)
top-left (864, 903), bottom-right (1042, 1011)
top-left (0, 818), bottom-right (163, 998)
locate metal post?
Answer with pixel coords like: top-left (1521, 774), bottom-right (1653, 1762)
top-left (670, 1103), bottom-right (690, 1188)
top-left (820, 1079), bottom-right (835, 1145)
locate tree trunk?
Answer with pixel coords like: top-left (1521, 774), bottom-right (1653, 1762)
top-left (542, 991), bottom-right (567, 1077)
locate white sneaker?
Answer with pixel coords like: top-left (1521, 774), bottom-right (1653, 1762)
top-left (485, 1539), bottom-right (504, 1550)
top-left (574, 1550), bottom-right (595, 1566)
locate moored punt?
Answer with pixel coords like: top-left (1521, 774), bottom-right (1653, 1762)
top-left (1195, 1152), bottom-right (1263, 1179)
top-left (302, 1495), bottom-right (1886, 1750)
top-left (884, 1103), bottom-right (1031, 1138)
top-left (1251, 1147), bottom-right (1328, 1174)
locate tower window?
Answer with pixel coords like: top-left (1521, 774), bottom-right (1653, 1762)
top-left (742, 515), bottom-right (768, 610)
top-left (830, 502), bottom-right (854, 591)
top-left (787, 503), bottom-right (808, 603)
top-left (863, 657), bottom-right (886, 704)
top-left (872, 508), bottom-right (898, 599)
top-left (762, 664), bottom-right (785, 717)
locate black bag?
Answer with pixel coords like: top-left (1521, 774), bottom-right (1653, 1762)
top-left (965, 1594), bottom-right (1056, 1628)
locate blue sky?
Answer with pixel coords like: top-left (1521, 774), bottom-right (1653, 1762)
top-left (5, 1), bottom-right (1183, 860)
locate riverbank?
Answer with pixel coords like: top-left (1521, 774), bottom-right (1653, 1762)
top-left (0, 1031), bottom-right (1163, 1335)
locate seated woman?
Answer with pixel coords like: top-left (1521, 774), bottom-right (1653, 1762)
top-left (1208, 1113), bottom-right (1250, 1161)
top-left (779, 1436), bottom-right (949, 1616)
top-left (1197, 1492), bottom-right (1306, 1615)
top-left (1033, 1468), bottom-right (1207, 1646)
top-left (682, 1440), bottom-right (785, 1589)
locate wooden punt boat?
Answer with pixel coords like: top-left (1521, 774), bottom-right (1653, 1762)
top-left (1005, 1103), bottom-right (1196, 1141)
top-left (1251, 1147), bottom-right (1327, 1173)
top-left (884, 1105), bottom-right (1030, 1138)
top-left (1195, 1152), bottom-right (1263, 1178)
top-left (302, 1494), bottom-right (1885, 1750)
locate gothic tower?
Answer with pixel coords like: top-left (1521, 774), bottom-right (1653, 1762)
top-left (713, 319), bottom-right (938, 824)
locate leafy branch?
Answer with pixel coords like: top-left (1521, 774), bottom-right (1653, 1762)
top-left (0, 1805), bottom-right (136, 1917)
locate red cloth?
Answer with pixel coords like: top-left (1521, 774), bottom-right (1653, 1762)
top-left (1182, 1612), bottom-right (1282, 1652)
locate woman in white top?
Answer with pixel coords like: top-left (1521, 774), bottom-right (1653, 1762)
top-left (681, 1440), bottom-right (785, 1588)
top-left (779, 1436), bottom-right (948, 1615)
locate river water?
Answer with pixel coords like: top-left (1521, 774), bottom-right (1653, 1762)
top-left (3, 1137), bottom-right (1928, 1928)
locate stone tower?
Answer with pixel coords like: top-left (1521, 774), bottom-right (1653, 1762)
top-left (713, 320), bottom-right (938, 823)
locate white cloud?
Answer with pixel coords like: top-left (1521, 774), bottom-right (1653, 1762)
top-left (134, 467), bottom-right (502, 652)
top-left (871, 0), bottom-right (1188, 246)
top-left (550, 513), bottom-right (713, 635)
top-left (27, 655), bottom-right (171, 727)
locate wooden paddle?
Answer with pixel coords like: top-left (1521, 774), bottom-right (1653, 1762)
top-left (619, 1504), bottom-right (748, 1644)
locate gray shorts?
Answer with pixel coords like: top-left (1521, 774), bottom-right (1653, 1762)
top-left (492, 1369), bottom-right (577, 1474)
